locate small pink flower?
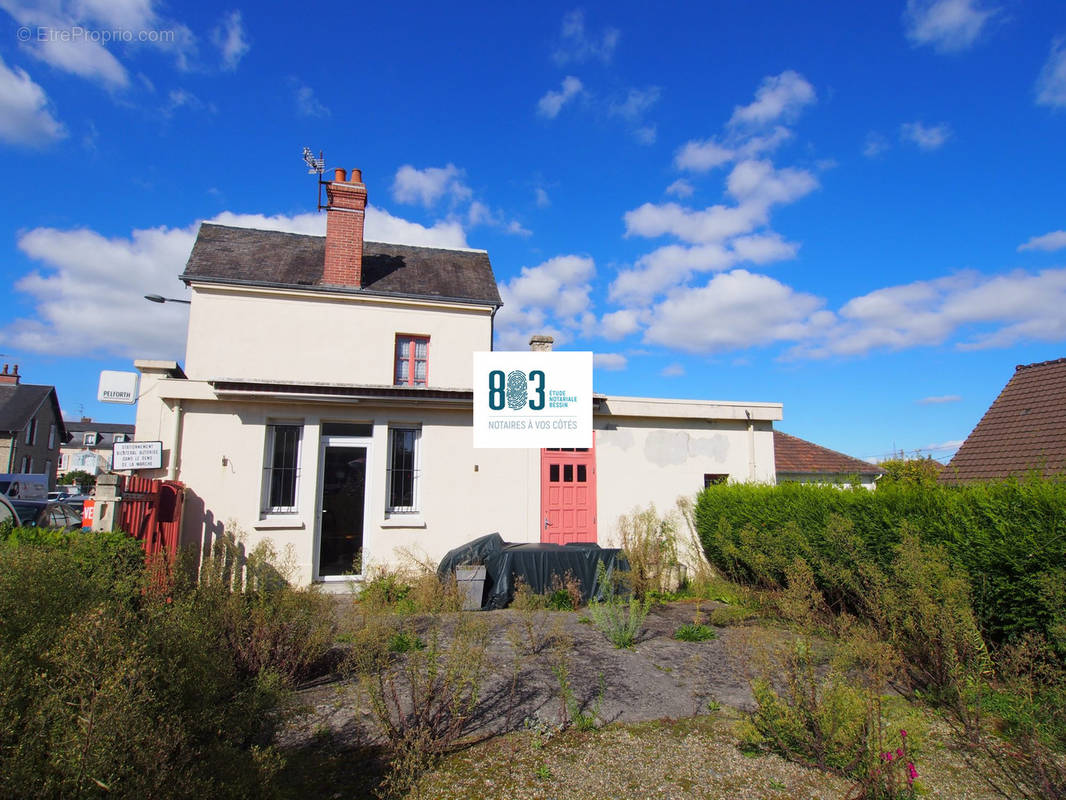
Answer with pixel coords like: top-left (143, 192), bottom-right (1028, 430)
top-left (908, 762), bottom-right (918, 781)
top-left (897, 747), bottom-right (904, 758)
top-left (886, 752), bottom-right (894, 762)
top-left (900, 729), bottom-right (907, 738)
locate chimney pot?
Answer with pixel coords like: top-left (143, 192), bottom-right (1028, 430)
top-left (1, 364), bottom-right (7, 375)
top-left (350, 168), bottom-right (362, 183)
top-left (333, 167), bottom-right (347, 183)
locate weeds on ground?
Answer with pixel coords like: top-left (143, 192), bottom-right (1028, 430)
top-left (675, 622), bottom-right (717, 642)
top-left (587, 563), bottom-right (650, 649)
top-left (616, 504), bottom-right (683, 599)
top-left (548, 635), bottom-right (606, 731)
top-left (358, 563), bottom-right (463, 616)
top-left (349, 616), bottom-right (488, 799)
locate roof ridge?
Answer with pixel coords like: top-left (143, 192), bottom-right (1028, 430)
top-left (1016, 357), bottom-right (1066, 371)
top-left (198, 221), bottom-right (488, 254)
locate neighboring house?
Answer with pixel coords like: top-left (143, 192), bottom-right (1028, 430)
top-left (774, 431), bottom-right (881, 489)
top-left (945, 358), bottom-right (1066, 482)
top-left (134, 166), bottom-right (782, 585)
top-left (59, 419), bottom-right (137, 477)
top-left (0, 364), bottom-right (66, 490)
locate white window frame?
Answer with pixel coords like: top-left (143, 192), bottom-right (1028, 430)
top-left (83, 432), bottom-right (97, 446)
top-left (261, 422), bottom-right (303, 514)
top-left (113, 433), bottom-right (127, 443)
top-left (48, 424), bottom-right (56, 449)
top-left (386, 427), bottom-right (422, 514)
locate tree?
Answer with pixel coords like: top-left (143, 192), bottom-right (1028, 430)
top-left (60, 470), bottom-right (96, 493)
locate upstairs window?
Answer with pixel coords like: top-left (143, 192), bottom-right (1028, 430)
top-left (394, 336), bottom-right (429, 387)
top-left (48, 424), bottom-right (56, 449)
top-left (83, 432), bottom-right (97, 446)
top-left (25, 419), bottom-right (36, 445)
top-left (113, 433), bottom-right (127, 443)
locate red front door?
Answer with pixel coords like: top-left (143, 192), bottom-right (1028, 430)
top-left (540, 437), bottom-right (597, 545)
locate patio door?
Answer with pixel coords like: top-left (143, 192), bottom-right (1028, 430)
top-left (317, 431), bottom-right (372, 579)
top-left (540, 436), bottom-right (597, 545)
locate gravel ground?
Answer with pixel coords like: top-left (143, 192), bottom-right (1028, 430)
top-left (278, 601), bottom-right (1016, 799)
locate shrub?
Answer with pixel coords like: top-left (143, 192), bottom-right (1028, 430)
top-left (696, 478), bottom-right (1066, 649)
top-left (616, 504), bottom-right (683, 599)
top-left (587, 579), bottom-right (651, 649)
top-left (352, 617), bottom-right (488, 798)
top-left (0, 528), bottom-right (336, 799)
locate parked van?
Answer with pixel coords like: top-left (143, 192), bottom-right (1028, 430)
top-left (0, 474), bottom-right (49, 501)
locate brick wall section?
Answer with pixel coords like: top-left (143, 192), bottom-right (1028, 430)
top-left (323, 172), bottom-right (367, 287)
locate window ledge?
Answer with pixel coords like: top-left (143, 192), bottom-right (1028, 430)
top-left (381, 515), bottom-right (426, 529)
top-left (254, 518), bottom-right (305, 531)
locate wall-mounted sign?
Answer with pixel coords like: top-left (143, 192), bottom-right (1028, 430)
top-left (473, 351), bottom-right (592, 448)
top-left (113, 441), bottom-right (162, 470)
top-left (98, 370), bottom-right (139, 404)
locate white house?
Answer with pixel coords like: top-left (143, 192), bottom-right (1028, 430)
top-left (134, 166), bottom-right (782, 585)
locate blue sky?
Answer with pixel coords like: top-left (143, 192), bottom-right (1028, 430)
top-left (1, 0), bottom-right (1065, 463)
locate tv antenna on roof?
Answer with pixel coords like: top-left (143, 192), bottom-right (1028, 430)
top-left (302, 147), bottom-right (330, 210)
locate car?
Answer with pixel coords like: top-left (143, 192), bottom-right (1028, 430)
top-left (0, 494), bottom-right (16, 528)
top-left (4, 499), bottom-right (85, 531)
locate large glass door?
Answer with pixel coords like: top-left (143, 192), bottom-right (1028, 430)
top-left (318, 441), bottom-right (369, 578)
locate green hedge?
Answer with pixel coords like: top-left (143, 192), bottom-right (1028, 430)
top-left (695, 479), bottom-right (1066, 647)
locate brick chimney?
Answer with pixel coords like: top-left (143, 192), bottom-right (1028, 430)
top-left (323, 167), bottom-right (368, 287)
top-left (529, 335), bottom-right (554, 352)
top-left (0, 364), bottom-right (19, 385)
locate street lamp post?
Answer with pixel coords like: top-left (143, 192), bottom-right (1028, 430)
top-left (144, 294), bottom-right (192, 305)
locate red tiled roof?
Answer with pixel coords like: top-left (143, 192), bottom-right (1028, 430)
top-left (774, 431), bottom-right (880, 477)
top-left (945, 358), bottom-right (1066, 483)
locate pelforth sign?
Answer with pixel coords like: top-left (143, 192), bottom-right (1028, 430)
top-left (473, 351), bottom-right (592, 448)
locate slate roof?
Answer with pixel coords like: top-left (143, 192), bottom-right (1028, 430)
top-left (182, 223), bottom-right (502, 306)
top-left (0, 383), bottom-right (65, 439)
top-left (944, 358), bottom-right (1066, 482)
top-left (63, 421), bottom-right (136, 451)
top-left (774, 431), bottom-right (881, 477)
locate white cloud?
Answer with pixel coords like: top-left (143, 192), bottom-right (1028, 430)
top-left (609, 86), bottom-right (660, 120)
top-left (863, 131), bottom-right (890, 158)
top-left (790, 268), bottom-right (1066, 358)
top-left (1, 0), bottom-right (198, 87)
top-left (0, 204), bottom-right (475, 358)
top-left (1019, 230), bottom-right (1066, 252)
top-left (391, 163), bottom-right (471, 207)
top-left (0, 54), bottom-right (65, 146)
top-left (1036, 38), bottom-right (1066, 109)
top-left (467, 201), bottom-right (530, 236)
top-left (2, 223), bottom-right (195, 358)
top-left (919, 394), bottom-right (962, 404)
top-left (552, 9), bottom-right (619, 65)
top-left (292, 80), bottom-right (329, 117)
top-left (728, 70), bottom-right (816, 127)
top-left (904, 0), bottom-right (998, 53)
top-left (495, 255), bottom-right (595, 349)
top-left (364, 207), bottom-right (469, 248)
top-left (660, 363), bottom-right (684, 377)
top-left (643, 270), bottom-right (827, 353)
top-left (537, 75), bottom-right (583, 119)
top-left (633, 124), bottom-right (656, 145)
top-left (675, 138), bottom-right (733, 172)
top-left (535, 187), bottom-right (550, 207)
top-left (600, 309), bottom-right (641, 340)
top-left (665, 179), bottom-right (693, 198)
top-left (900, 121), bottom-right (952, 150)
top-left (594, 353), bottom-right (627, 371)
top-left (212, 10), bottom-right (249, 70)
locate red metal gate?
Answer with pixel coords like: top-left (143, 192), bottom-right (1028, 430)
top-left (118, 475), bottom-right (185, 559)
